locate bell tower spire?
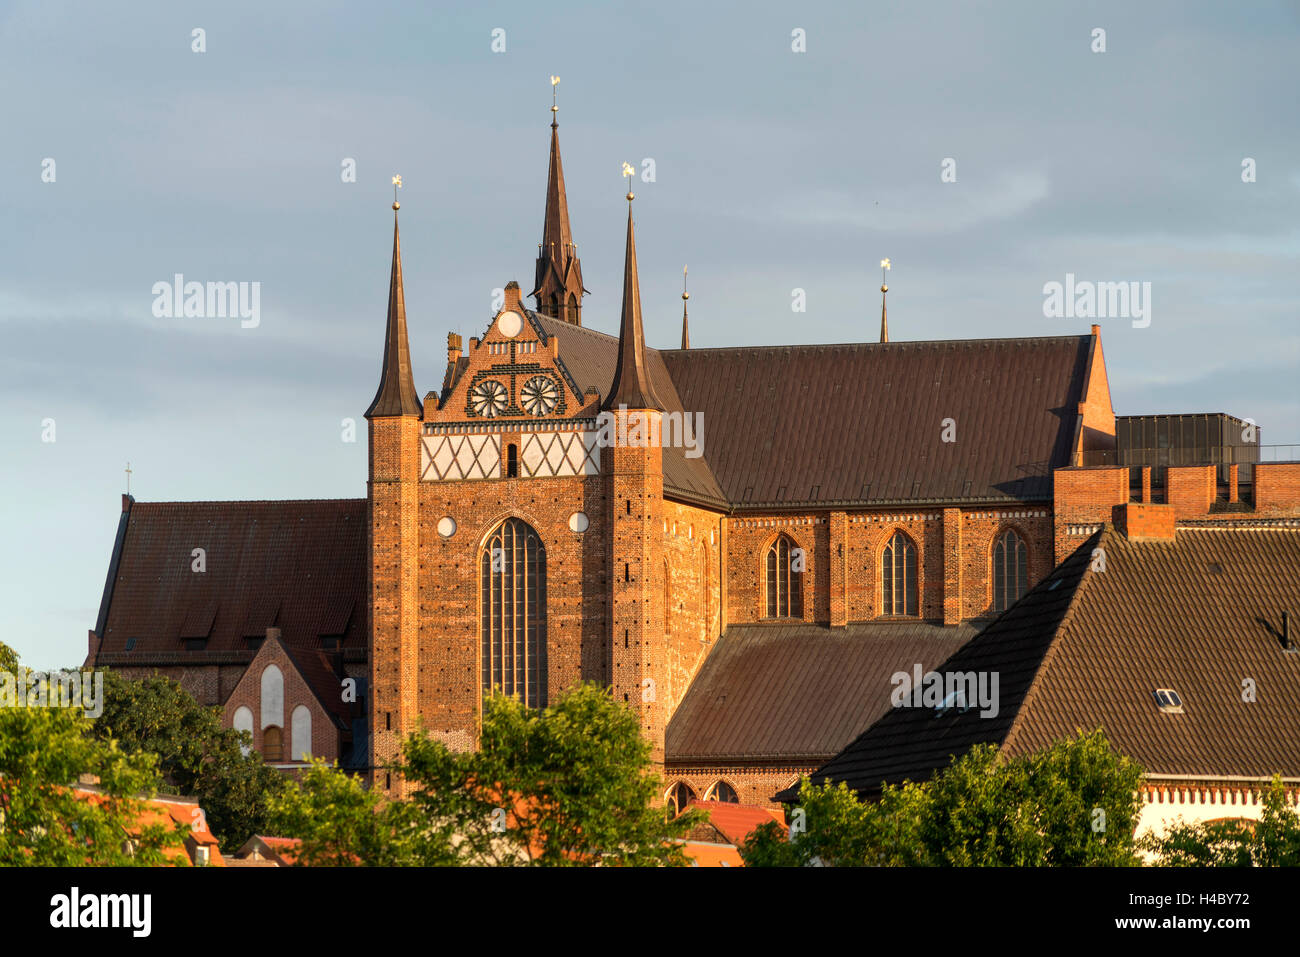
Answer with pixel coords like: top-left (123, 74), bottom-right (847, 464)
top-left (605, 169), bottom-right (664, 412)
top-left (366, 178), bottom-right (421, 418)
top-left (532, 76), bottom-right (587, 325)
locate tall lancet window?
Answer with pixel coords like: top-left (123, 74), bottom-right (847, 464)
top-left (881, 531), bottom-right (918, 617)
top-left (481, 518), bottom-right (547, 707)
top-left (765, 535), bottom-right (803, 619)
top-left (991, 528), bottom-right (1029, 614)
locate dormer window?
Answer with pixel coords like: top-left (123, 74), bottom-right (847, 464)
top-left (1153, 688), bottom-right (1184, 713)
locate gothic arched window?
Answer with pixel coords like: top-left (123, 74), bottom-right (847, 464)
top-left (666, 782), bottom-right (696, 818)
top-left (481, 518), bottom-right (547, 707)
top-left (765, 535), bottom-right (803, 619)
top-left (881, 531), bottom-right (918, 617)
top-left (708, 781), bottom-right (739, 803)
top-left (992, 528), bottom-right (1029, 614)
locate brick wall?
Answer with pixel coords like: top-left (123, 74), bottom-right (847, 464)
top-left (1166, 465), bottom-right (1216, 516)
top-left (1053, 466), bottom-right (1128, 562)
top-left (223, 640), bottom-right (342, 764)
top-left (1255, 464), bottom-right (1300, 515)
top-left (1116, 502), bottom-right (1176, 541)
top-left (664, 765), bottom-right (812, 810)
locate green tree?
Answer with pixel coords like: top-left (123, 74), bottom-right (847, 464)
top-left (0, 641), bottom-right (18, 674)
top-left (1141, 776), bottom-right (1300, 866)
top-left (89, 669), bottom-right (287, 851)
top-left (272, 683), bottom-right (701, 866)
top-left (743, 728), bottom-right (1144, 866)
top-left (0, 706), bottom-right (185, 865)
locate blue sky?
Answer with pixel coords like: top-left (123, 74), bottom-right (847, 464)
top-left (3, 0), bottom-right (1297, 669)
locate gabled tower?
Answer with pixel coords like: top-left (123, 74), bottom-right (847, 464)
top-left (366, 197), bottom-right (422, 793)
top-left (606, 186), bottom-right (668, 764)
top-left (531, 94), bottom-right (587, 325)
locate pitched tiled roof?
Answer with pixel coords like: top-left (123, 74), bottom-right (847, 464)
top-left (802, 525), bottom-right (1300, 797)
top-left (666, 620), bottom-right (983, 764)
top-left (687, 800), bottom-right (784, 846)
top-left (93, 498), bottom-right (367, 666)
top-left (660, 335), bottom-right (1094, 507)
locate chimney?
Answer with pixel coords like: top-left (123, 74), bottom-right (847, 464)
top-left (1091, 323), bottom-right (1100, 337)
top-left (266, 626), bottom-right (282, 643)
top-left (447, 332), bottom-right (463, 365)
top-left (503, 281), bottom-right (522, 312)
top-left (469, 337), bottom-right (480, 351)
top-left (1115, 502), bottom-right (1176, 541)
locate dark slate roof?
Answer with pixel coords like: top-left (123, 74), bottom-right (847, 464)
top-left (276, 638), bottom-right (353, 732)
top-left (659, 335), bottom-right (1095, 508)
top-left (533, 313), bottom-right (727, 507)
top-left (92, 498), bottom-right (367, 669)
top-left (665, 620), bottom-right (983, 765)
top-left (801, 524), bottom-right (1300, 797)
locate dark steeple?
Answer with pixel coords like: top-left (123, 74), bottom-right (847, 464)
top-left (365, 205), bottom-right (421, 418)
top-left (531, 95), bottom-right (587, 325)
top-left (604, 195), bottom-right (664, 412)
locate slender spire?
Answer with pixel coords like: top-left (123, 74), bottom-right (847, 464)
top-left (604, 175), bottom-right (664, 412)
top-left (365, 183), bottom-right (421, 418)
top-left (533, 76), bottom-right (586, 324)
top-left (879, 257), bottom-right (891, 344)
top-left (680, 265), bottom-right (690, 350)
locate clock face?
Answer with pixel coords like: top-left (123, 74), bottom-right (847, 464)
top-left (469, 379), bottom-right (508, 418)
top-left (520, 375), bottom-right (559, 416)
top-left (497, 310), bottom-right (524, 338)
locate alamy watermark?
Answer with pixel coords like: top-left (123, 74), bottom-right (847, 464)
top-left (151, 274), bottom-right (260, 328)
top-left (890, 664), bottom-right (1000, 718)
top-left (1042, 273), bottom-right (1151, 328)
top-left (1, 670), bottom-right (104, 719)
top-left (593, 405), bottom-right (704, 459)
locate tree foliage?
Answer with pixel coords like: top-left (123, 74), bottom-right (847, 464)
top-left (0, 705), bottom-right (185, 866)
top-left (0, 641), bottom-right (18, 674)
top-left (272, 682), bottom-right (700, 865)
top-left (1140, 776), bottom-right (1300, 867)
top-left (742, 728), bottom-right (1145, 866)
top-left (89, 669), bottom-right (287, 851)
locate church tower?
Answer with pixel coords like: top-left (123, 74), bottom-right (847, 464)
top-left (606, 186), bottom-right (669, 764)
top-left (531, 91), bottom-right (587, 325)
top-left (365, 195), bottom-right (422, 792)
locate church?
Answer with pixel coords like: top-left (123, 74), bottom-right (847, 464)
top-left (86, 96), bottom-right (1298, 811)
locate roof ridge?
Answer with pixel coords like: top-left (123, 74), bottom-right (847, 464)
top-left (661, 334), bottom-right (1091, 354)
top-left (131, 498), bottom-right (365, 507)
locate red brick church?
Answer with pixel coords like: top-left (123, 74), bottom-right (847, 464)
top-left (86, 101), bottom-right (1298, 809)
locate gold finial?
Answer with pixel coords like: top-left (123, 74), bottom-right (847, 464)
top-left (880, 257), bottom-right (890, 293)
top-left (551, 75), bottom-right (560, 119)
top-left (392, 174), bottom-right (402, 210)
top-left (622, 161), bottom-right (635, 201)
top-left (682, 264), bottom-right (689, 301)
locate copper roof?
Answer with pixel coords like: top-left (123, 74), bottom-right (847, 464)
top-left (531, 121), bottom-right (585, 309)
top-left (665, 620), bottom-right (982, 764)
top-left (365, 212), bottom-right (422, 418)
top-left (92, 498), bottom-right (367, 669)
top-left (799, 524), bottom-right (1300, 796)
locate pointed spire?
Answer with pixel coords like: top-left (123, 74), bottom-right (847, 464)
top-left (680, 265), bottom-right (690, 350)
top-left (365, 193), bottom-right (421, 418)
top-left (879, 257), bottom-right (891, 343)
top-left (605, 186), bottom-right (664, 412)
top-left (533, 77), bottom-right (586, 325)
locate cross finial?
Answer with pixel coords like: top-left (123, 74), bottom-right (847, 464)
top-left (622, 161), bottom-right (635, 201)
top-left (125, 461), bottom-right (132, 495)
top-left (392, 174), bottom-right (402, 210)
top-left (550, 75), bottom-right (560, 124)
top-left (682, 264), bottom-right (689, 302)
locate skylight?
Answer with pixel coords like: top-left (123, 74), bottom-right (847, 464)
top-left (1153, 688), bottom-right (1184, 713)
